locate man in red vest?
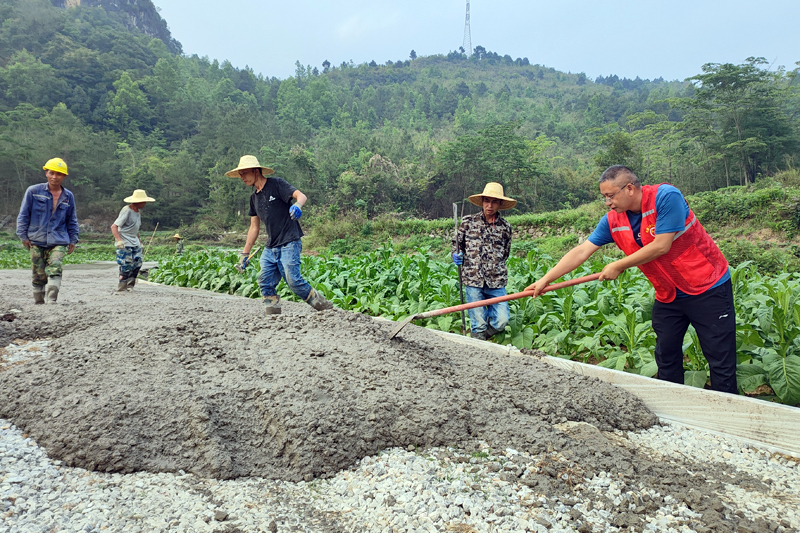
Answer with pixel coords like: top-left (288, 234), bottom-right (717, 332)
top-left (525, 165), bottom-right (737, 394)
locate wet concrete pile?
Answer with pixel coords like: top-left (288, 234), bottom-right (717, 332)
top-left (0, 269), bottom-right (658, 482)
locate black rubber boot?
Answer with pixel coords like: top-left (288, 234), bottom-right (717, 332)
top-left (485, 326), bottom-right (501, 339)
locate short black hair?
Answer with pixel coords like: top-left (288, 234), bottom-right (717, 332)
top-left (599, 165), bottom-right (641, 187)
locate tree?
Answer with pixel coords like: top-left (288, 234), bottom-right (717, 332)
top-left (678, 58), bottom-right (797, 185)
top-left (594, 130), bottom-right (643, 176)
top-left (409, 50), bottom-right (417, 60)
top-left (322, 60), bottom-right (330, 73)
top-left (106, 72), bottom-right (152, 136)
top-left (430, 123), bottom-right (548, 216)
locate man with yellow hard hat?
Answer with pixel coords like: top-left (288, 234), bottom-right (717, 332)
top-left (16, 157), bottom-right (79, 304)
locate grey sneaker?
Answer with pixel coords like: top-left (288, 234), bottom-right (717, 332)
top-left (263, 295), bottom-right (281, 315)
top-left (305, 288), bottom-right (333, 311)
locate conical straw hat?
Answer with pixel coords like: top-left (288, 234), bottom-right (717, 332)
top-left (225, 155), bottom-right (275, 178)
top-left (468, 182), bottom-right (516, 210)
top-left (124, 189), bottom-right (155, 203)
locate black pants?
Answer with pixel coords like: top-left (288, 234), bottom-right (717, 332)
top-left (651, 280), bottom-right (738, 394)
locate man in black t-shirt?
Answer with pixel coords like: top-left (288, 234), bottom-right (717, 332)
top-left (227, 155), bottom-right (333, 314)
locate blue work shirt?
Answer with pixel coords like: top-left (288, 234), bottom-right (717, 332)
top-left (588, 184), bottom-right (729, 296)
top-left (16, 183), bottom-right (80, 247)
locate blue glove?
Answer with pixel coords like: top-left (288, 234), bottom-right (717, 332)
top-left (452, 252), bottom-right (463, 266)
top-left (240, 253), bottom-right (250, 270)
top-left (289, 205), bottom-right (302, 220)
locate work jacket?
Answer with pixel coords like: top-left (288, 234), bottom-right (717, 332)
top-left (16, 183), bottom-right (79, 248)
top-left (607, 183), bottom-right (727, 303)
top-left (452, 212), bottom-right (512, 289)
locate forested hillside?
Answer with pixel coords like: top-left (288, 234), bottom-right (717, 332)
top-left (1, 0), bottom-right (798, 230)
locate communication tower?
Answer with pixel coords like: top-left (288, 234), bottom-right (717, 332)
top-left (463, 1), bottom-right (472, 56)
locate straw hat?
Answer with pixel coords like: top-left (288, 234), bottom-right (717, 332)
top-left (225, 155), bottom-right (275, 178)
top-left (172, 233), bottom-right (182, 239)
top-left (124, 189), bottom-right (155, 203)
top-left (468, 182), bottom-right (517, 210)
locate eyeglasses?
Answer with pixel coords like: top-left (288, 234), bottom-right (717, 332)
top-left (601, 184), bottom-right (629, 204)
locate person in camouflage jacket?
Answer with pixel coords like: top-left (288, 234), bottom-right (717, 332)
top-left (452, 183), bottom-right (516, 340)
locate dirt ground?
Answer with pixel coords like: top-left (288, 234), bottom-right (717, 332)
top-left (0, 266), bottom-right (787, 532)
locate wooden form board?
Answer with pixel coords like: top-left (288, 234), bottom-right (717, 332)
top-left (427, 330), bottom-right (800, 458)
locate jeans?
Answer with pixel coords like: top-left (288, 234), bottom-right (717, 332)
top-left (464, 285), bottom-right (510, 335)
top-left (258, 239), bottom-right (312, 300)
top-left (652, 280), bottom-right (738, 394)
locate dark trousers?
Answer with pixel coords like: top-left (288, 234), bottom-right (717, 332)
top-left (651, 280), bottom-right (738, 394)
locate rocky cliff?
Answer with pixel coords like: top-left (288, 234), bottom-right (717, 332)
top-left (51, 0), bottom-right (182, 54)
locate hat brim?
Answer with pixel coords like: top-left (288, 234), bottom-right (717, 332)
top-left (124, 196), bottom-right (156, 203)
top-left (468, 194), bottom-right (517, 210)
top-left (226, 166), bottom-right (275, 178)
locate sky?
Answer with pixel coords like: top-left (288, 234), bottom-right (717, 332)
top-left (153, 0), bottom-right (800, 82)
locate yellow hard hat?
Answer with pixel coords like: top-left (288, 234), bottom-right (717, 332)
top-left (43, 157), bottom-right (69, 175)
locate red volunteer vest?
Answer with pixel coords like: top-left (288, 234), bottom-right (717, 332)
top-left (607, 184), bottom-right (728, 303)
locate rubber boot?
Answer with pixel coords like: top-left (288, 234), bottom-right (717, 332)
top-left (117, 280), bottom-right (129, 292)
top-left (305, 288), bottom-right (334, 311)
top-left (45, 276), bottom-right (61, 304)
top-left (33, 287), bottom-right (45, 304)
top-left (127, 277), bottom-right (137, 290)
top-left (263, 295), bottom-right (281, 315)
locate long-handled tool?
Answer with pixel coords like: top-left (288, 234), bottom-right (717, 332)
top-left (143, 222), bottom-right (158, 259)
top-left (235, 247), bottom-right (261, 273)
top-left (453, 203), bottom-right (467, 336)
top-left (389, 273), bottom-right (601, 339)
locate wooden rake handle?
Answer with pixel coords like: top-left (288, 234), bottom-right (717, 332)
top-left (413, 273), bottom-right (601, 321)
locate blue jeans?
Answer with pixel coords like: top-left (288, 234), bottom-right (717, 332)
top-left (258, 239), bottom-right (312, 300)
top-left (464, 285), bottom-right (510, 335)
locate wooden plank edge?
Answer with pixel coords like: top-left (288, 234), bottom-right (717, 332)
top-left (413, 326), bottom-right (800, 458)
